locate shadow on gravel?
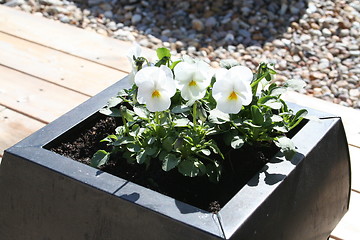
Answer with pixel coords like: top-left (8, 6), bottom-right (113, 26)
top-left (74, 0), bottom-right (309, 50)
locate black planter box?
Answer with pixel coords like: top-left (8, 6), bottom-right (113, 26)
top-left (0, 77), bottom-right (351, 240)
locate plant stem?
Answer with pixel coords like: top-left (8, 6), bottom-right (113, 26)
top-left (155, 111), bottom-right (161, 133)
top-left (192, 101), bottom-right (197, 127)
top-left (122, 116), bottom-right (129, 134)
top-left (250, 74), bottom-right (265, 95)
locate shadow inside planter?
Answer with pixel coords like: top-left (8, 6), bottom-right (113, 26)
top-left (71, 0), bottom-right (309, 50)
top-left (248, 151), bottom-right (304, 187)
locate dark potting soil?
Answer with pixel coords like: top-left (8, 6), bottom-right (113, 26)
top-left (50, 115), bottom-right (283, 213)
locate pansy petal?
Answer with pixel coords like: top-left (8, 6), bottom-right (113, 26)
top-left (216, 97), bottom-right (243, 114)
top-left (215, 68), bottom-right (228, 82)
top-left (146, 93), bottom-right (171, 112)
top-left (213, 65), bottom-right (253, 114)
top-left (174, 62), bottom-right (193, 82)
top-left (213, 79), bottom-right (234, 96)
top-left (231, 66), bottom-right (253, 83)
top-left (174, 58), bottom-right (211, 101)
top-left (135, 66), bottom-right (176, 112)
top-left (127, 42), bottom-right (142, 61)
top-left (135, 67), bottom-right (156, 86)
top-left (160, 65), bottom-right (174, 80)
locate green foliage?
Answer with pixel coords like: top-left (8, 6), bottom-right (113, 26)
top-left (94, 51), bottom-right (307, 183)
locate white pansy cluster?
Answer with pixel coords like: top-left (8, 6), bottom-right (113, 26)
top-left (128, 44), bottom-right (253, 114)
top-left (93, 44), bottom-right (308, 181)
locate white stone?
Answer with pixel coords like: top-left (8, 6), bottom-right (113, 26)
top-left (322, 28), bottom-right (332, 37)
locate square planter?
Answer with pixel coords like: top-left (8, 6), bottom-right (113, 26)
top-left (0, 77), bottom-right (351, 240)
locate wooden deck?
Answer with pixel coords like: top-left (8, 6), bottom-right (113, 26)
top-left (0, 5), bottom-right (359, 239)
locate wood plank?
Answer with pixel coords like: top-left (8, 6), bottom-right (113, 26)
top-left (0, 32), bottom-right (127, 96)
top-left (349, 146), bottom-right (360, 192)
top-left (0, 5), bottom-right (155, 72)
top-left (0, 65), bottom-right (89, 123)
top-left (283, 91), bottom-right (360, 147)
top-left (0, 107), bottom-right (45, 156)
top-left (330, 191), bottom-right (360, 240)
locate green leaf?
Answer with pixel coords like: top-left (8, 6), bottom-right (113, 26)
top-left (115, 126), bottom-right (126, 135)
top-left (174, 118), bottom-right (191, 127)
top-left (243, 120), bottom-right (261, 128)
top-left (274, 136), bottom-right (296, 152)
top-left (117, 89), bottom-right (128, 97)
top-left (293, 109), bottom-right (308, 121)
top-left (162, 153), bottom-right (181, 171)
top-left (273, 126), bottom-right (289, 133)
top-left (263, 99), bottom-right (283, 110)
top-left (100, 134), bottom-right (117, 143)
top-left (231, 135), bottom-right (245, 149)
top-left (197, 161), bottom-right (207, 176)
top-left (162, 136), bottom-right (175, 152)
top-left (133, 106), bottom-right (148, 119)
top-left (271, 115), bottom-right (283, 122)
top-left (123, 109), bottom-right (135, 122)
top-left (107, 97), bottom-right (123, 108)
top-left (136, 150), bottom-right (147, 164)
top-left (127, 143), bottom-right (141, 152)
top-left (289, 109), bottom-right (308, 129)
top-left (270, 87), bottom-right (287, 96)
top-left (99, 107), bottom-right (121, 117)
top-left (169, 60), bottom-right (182, 70)
top-left (258, 95), bottom-right (276, 104)
top-left (144, 146), bottom-right (157, 156)
top-left (156, 47), bottom-right (171, 59)
top-left (113, 136), bottom-right (133, 146)
top-left (251, 105), bottom-right (264, 125)
top-left (200, 149), bottom-right (211, 156)
top-left (178, 159), bottom-right (200, 177)
top-left (197, 104), bottom-right (208, 122)
top-left (208, 109), bottom-right (230, 124)
top-left (172, 105), bottom-right (191, 113)
top-left (147, 137), bottom-right (156, 145)
top-left (91, 150), bottom-right (110, 168)
top-left (208, 142), bottom-right (224, 159)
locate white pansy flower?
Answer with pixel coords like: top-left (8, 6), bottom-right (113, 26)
top-left (174, 59), bottom-right (212, 102)
top-left (127, 42), bottom-right (142, 64)
top-left (212, 66), bottom-right (253, 114)
top-left (124, 43), bottom-right (142, 87)
top-left (135, 66), bottom-right (176, 112)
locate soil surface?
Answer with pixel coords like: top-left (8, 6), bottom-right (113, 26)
top-left (50, 114), bottom-right (279, 213)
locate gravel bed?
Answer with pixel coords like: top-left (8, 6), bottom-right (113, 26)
top-left (2, 0), bottom-right (360, 108)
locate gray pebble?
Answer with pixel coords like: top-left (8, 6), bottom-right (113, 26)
top-left (131, 14), bottom-right (142, 24)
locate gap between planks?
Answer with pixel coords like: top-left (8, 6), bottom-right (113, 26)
top-left (0, 64), bottom-right (89, 123)
top-left (0, 5), bottom-right (155, 72)
top-left (0, 31), bottom-right (127, 97)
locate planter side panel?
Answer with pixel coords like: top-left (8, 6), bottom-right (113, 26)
top-left (0, 152), bottom-right (221, 240)
top-left (228, 118), bottom-right (350, 240)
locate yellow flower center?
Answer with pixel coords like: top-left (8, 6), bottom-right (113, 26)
top-left (228, 91), bottom-right (238, 101)
top-left (152, 90), bottom-right (161, 98)
top-left (189, 80), bottom-right (197, 86)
